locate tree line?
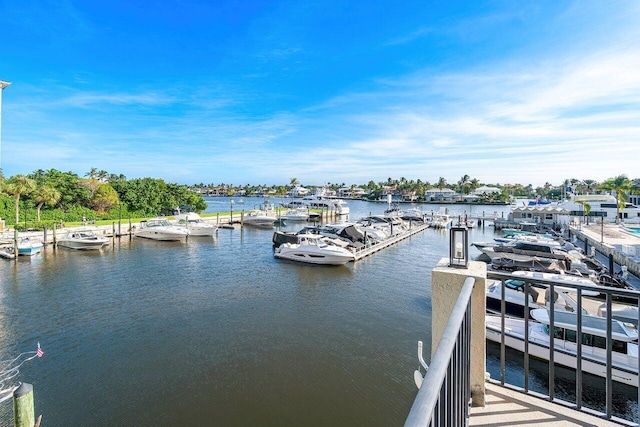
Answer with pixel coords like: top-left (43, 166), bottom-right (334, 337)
top-left (191, 175), bottom-right (640, 204)
top-left (2, 169), bottom-right (638, 230)
top-left (0, 168), bottom-right (207, 229)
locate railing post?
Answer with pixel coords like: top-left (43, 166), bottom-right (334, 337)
top-left (432, 259), bottom-right (487, 406)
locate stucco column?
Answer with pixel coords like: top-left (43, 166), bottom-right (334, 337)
top-left (432, 259), bottom-right (486, 406)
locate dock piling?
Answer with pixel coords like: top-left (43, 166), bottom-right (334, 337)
top-left (13, 382), bottom-right (35, 427)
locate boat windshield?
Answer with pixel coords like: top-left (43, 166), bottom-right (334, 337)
top-left (147, 220), bottom-right (171, 227)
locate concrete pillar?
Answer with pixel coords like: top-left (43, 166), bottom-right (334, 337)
top-left (431, 259), bottom-right (487, 407)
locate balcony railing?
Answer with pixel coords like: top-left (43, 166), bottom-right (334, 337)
top-left (406, 263), bottom-right (640, 426)
top-left (486, 270), bottom-right (640, 425)
top-left (404, 277), bottom-right (475, 427)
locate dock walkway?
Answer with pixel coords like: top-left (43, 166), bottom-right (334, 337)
top-left (352, 223), bottom-right (430, 261)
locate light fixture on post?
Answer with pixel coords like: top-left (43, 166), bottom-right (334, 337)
top-left (449, 226), bottom-right (468, 268)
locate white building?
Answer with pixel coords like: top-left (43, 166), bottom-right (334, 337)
top-left (471, 186), bottom-right (501, 196)
top-left (289, 186), bottom-right (310, 198)
top-left (425, 188), bottom-right (456, 202)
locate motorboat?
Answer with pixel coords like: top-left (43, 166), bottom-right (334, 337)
top-left (135, 218), bottom-right (189, 241)
top-left (298, 223), bottom-right (366, 249)
top-left (486, 308), bottom-right (639, 387)
top-left (430, 213), bottom-right (452, 229)
top-left (174, 213), bottom-right (218, 237)
top-left (243, 210), bottom-right (278, 227)
top-left (485, 279), bottom-right (584, 318)
top-left (15, 237), bottom-right (43, 256)
top-left (57, 229), bottom-right (109, 250)
top-left (485, 277), bottom-right (607, 319)
top-left (283, 208), bottom-right (310, 222)
top-left (301, 195), bottom-right (350, 215)
top-left (273, 234), bottom-right (355, 265)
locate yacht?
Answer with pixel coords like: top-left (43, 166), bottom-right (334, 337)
top-left (301, 195), bottom-right (350, 215)
top-left (273, 234), bottom-right (355, 265)
top-left (486, 308), bottom-right (639, 387)
top-left (135, 219), bottom-right (189, 241)
top-left (57, 229), bottom-right (109, 250)
top-left (174, 213), bottom-right (218, 236)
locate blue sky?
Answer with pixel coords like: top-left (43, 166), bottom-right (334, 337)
top-left (1, 1), bottom-right (639, 187)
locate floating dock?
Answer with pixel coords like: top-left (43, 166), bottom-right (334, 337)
top-left (352, 223), bottom-right (430, 261)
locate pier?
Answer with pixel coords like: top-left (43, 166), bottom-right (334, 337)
top-left (352, 223), bottom-right (430, 261)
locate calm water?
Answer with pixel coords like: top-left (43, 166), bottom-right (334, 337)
top-left (0, 199), bottom-right (635, 425)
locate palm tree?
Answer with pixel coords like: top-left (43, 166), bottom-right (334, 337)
top-left (582, 179), bottom-right (597, 194)
top-left (32, 185), bottom-right (61, 221)
top-left (600, 175), bottom-right (632, 224)
top-left (458, 174), bottom-right (470, 195)
top-left (437, 177), bottom-right (447, 190)
top-left (575, 200), bottom-right (592, 225)
top-left (5, 175), bottom-right (36, 224)
top-left (289, 178), bottom-right (299, 188)
top-left (85, 167), bottom-right (98, 180)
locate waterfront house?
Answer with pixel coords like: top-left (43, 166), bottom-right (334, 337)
top-left (425, 188), bottom-right (456, 202)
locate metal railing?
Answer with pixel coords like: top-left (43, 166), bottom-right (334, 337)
top-left (405, 277), bottom-right (475, 427)
top-left (487, 270), bottom-right (640, 425)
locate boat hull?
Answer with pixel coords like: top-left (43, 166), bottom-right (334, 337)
top-left (274, 243), bottom-right (355, 265)
top-left (135, 230), bottom-right (188, 241)
top-left (57, 240), bottom-right (108, 250)
top-left (486, 316), bottom-right (638, 387)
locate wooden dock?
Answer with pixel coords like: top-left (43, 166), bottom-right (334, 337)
top-left (352, 223), bottom-right (430, 261)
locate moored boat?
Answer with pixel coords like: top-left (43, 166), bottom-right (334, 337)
top-left (486, 308), bottom-right (639, 387)
top-left (274, 234), bottom-right (355, 265)
top-left (243, 210), bottom-right (278, 227)
top-left (174, 213), bottom-right (218, 236)
top-left (15, 237), bottom-right (43, 256)
top-left (57, 229), bottom-right (109, 250)
top-left (135, 219), bottom-right (190, 241)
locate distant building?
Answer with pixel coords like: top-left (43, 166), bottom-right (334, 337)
top-left (425, 188), bottom-right (456, 202)
top-left (471, 186), bottom-right (501, 196)
top-left (337, 187), bottom-right (366, 198)
top-left (289, 186), bottom-right (310, 198)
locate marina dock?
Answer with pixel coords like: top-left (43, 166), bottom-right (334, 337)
top-left (352, 223), bottom-right (430, 261)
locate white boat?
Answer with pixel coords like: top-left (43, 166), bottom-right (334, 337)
top-left (174, 213), bottom-right (218, 237)
top-left (57, 229), bottom-right (109, 250)
top-left (274, 234), bottom-right (355, 265)
top-left (15, 237), bottom-right (43, 256)
top-left (511, 270), bottom-right (599, 287)
top-left (302, 195), bottom-right (350, 215)
top-left (135, 218), bottom-right (189, 241)
top-left (243, 210), bottom-right (278, 227)
top-left (486, 308), bottom-right (639, 387)
top-left (485, 279), bottom-right (586, 318)
top-left (430, 213), bottom-right (452, 229)
top-left (283, 208), bottom-right (310, 222)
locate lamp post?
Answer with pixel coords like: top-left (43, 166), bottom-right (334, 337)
top-left (230, 199), bottom-right (234, 224)
top-left (600, 214), bottom-right (604, 243)
top-left (449, 226), bottom-right (469, 268)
